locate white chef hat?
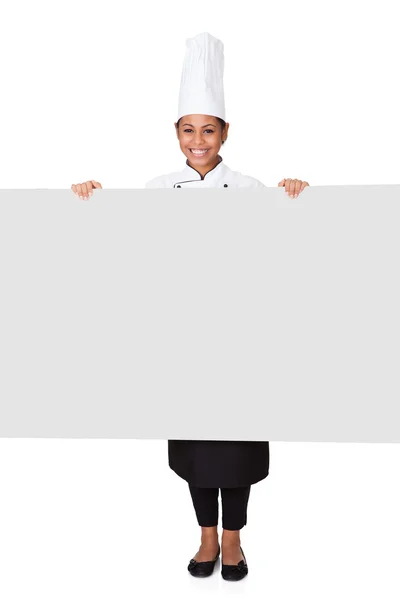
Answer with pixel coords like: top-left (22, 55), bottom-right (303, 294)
top-left (177, 32), bottom-right (226, 122)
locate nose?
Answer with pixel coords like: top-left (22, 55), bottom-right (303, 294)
top-left (193, 132), bottom-right (205, 145)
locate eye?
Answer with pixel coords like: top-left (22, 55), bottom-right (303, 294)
top-left (182, 128), bottom-right (216, 134)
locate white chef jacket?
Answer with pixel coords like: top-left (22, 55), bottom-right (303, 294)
top-left (145, 156), bottom-right (266, 188)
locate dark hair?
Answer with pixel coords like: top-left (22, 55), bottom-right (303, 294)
top-left (176, 117), bottom-right (227, 144)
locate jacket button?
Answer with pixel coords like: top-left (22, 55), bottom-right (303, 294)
top-left (224, 183), bottom-right (228, 187)
top-left (177, 185), bottom-right (181, 188)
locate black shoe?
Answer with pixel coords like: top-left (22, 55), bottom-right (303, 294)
top-left (187, 545), bottom-right (220, 578)
top-left (221, 546), bottom-right (248, 581)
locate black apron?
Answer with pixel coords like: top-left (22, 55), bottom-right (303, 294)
top-left (168, 440), bottom-right (269, 488)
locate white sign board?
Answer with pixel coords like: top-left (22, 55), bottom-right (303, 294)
top-left (0, 186), bottom-right (399, 441)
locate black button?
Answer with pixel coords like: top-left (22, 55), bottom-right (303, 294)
top-left (224, 183), bottom-right (228, 187)
top-left (177, 185), bottom-right (181, 188)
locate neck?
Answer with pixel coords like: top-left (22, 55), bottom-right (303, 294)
top-left (187, 155), bottom-right (221, 178)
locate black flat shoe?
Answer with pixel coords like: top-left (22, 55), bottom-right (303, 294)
top-left (221, 546), bottom-right (248, 581)
top-left (187, 545), bottom-right (220, 578)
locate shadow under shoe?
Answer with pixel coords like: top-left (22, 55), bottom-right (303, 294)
top-left (187, 545), bottom-right (220, 578)
top-left (221, 546), bottom-right (248, 581)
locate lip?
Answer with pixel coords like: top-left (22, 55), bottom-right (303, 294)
top-left (189, 149), bottom-right (210, 157)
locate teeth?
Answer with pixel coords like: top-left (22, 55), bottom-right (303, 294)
top-left (191, 149), bottom-right (208, 154)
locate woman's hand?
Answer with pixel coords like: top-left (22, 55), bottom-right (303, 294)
top-left (71, 180), bottom-right (102, 200)
top-left (278, 178), bottom-right (309, 199)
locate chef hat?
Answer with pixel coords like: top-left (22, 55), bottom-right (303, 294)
top-left (177, 32), bottom-right (226, 122)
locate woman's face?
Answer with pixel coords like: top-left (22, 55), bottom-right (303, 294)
top-left (175, 114), bottom-right (228, 169)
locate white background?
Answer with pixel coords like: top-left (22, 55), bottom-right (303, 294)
top-left (0, 0), bottom-right (399, 598)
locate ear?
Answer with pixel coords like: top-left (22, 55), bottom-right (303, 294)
top-left (222, 122), bottom-right (230, 143)
top-left (174, 122), bottom-right (179, 139)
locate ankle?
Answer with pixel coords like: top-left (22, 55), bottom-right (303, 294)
top-left (222, 531), bottom-right (241, 546)
top-left (201, 534), bottom-right (219, 543)
top-left (222, 540), bottom-right (241, 547)
top-left (201, 534), bottom-right (219, 546)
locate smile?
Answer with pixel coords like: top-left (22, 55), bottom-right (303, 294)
top-left (190, 149), bottom-right (210, 155)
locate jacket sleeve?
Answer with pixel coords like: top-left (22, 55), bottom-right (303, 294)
top-left (251, 179), bottom-right (267, 188)
top-left (240, 176), bottom-right (267, 188)
top-left (145, 173), bottom-right (173, 188)
top-left (233, 170), bottom-right (267, 188)
top-left (145, 178), bottom-right (161, 188)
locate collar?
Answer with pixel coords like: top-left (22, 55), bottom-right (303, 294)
top-left (183, 155), bottom-right (225, 181)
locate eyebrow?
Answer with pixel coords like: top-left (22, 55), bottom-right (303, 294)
top-left (181, 123), bottom-right (217, 127)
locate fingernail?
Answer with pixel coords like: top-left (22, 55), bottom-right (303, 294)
top-left (290, 194), bottom-right (294, 199)
top-left (79, 195), bottom-right (83, 199)
top-left (294, 194), bottom-right (298, 198)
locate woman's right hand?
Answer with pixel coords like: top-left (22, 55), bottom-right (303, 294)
top-left (71, 180), bottom-right (102, 200)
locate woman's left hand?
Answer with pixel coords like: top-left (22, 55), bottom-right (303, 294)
top-left (278, 178), bottom-right (310, 198)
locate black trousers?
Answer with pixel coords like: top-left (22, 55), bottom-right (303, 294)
top-left (189, 485), bottom-right (251, 531)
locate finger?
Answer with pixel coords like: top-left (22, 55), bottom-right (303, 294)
top-left (86, 181), bottom-right (93, 197)
top-left (71, 184), bottom-right (77, 194)
top-left (82, 183), bottom-right (89, 200)
top-left (293, 180), bottom-right (302, 197)
top-left (88, 181), bottom-right (98, 196)
top-left (290, 179), bottom-right (297, 196)
top-left (277, 179), bottom-right (286, 187)
top-left (286, 179), bottom-right (295, 197)
top-left (285, 179), bottom-right (292, 193)
top-left (76, 184), bottom-right (84, 199)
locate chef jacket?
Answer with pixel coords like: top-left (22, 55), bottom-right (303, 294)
top-left (144, 154), bottom-right (270, 488)
top-left (145, 156), bottom-right (266, 188)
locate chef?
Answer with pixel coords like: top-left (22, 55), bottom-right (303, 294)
top-left (146, 32), bottom-right (310, 582)
top-left (70, 31), bottom-right (310, 582)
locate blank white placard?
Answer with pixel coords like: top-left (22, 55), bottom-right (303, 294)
top-left (0, 186), bottom-right (399, 441)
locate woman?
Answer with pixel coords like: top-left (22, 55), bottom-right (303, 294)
top-left (71, 32), bottom-right (309, 581)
